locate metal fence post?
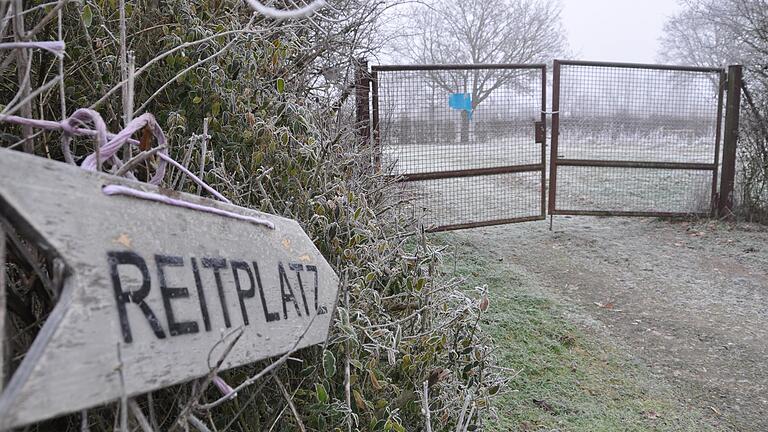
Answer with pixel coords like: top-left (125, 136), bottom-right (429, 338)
top-left (719, 65), bottom-right (743, 218)
top-left (548, 60), bottom-right (561, 220)
top-left (539, 65), bottom-right (547, 219)
top-left (355, 58), bottom-right (370, 149)
top-left (370, 70), bottom-right (380, 171)
top-left (710, 71), bottom-right (726, 216)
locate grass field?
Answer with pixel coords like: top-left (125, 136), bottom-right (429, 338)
top-left (438, 234), bottom-right (717, 431)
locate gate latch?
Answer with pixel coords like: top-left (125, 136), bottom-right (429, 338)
top-left (534, 121), bottom-right (545, 144)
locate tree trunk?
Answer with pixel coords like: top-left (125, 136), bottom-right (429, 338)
top-left (460, 111), bottom-right (470, 144)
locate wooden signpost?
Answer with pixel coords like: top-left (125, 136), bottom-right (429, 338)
top-left (0, 148), bottom-right (339, 429)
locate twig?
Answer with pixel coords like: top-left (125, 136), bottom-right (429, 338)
top-left (271, 372), bottom-right (307, 432)
top-left (117, 343), bottom-right (128, 432)
top-left (129, 400), bottom-right (155, 432)
top-left (488, 364), bottom-right (522, 375)
top-left (147, 393), bottom-right (160, 432)
top-left (344, 276), bottom-right (352, 432)
top-left (57, 5), bottom-right (65, 119)
top-left (12, 0), bottom-right (33, 153)
top-left (0, 216), bottom-right (55, 300)
top-left (0, 2), bottom-right (13, 39)
top-left (133, 38), bottom-right (239, 116)
top-left (268, 404), bottom-right (290, 431)
top-left (0, 2), bottom-right (60, 25)
top-left (255, 169), bottom-right (277, 213)
top-left (172, 136), bottom-right (197, 190)
top-left (197, 312), bottom-right (321, 410)
top-left (454, 391), bottom-right (472, 432)
top-left (169, 329), bottom-right (245, 432)
top-left (119, 0), bottom-right (128, 122)
top-left (6, 129), bottom-right (43, 150)
top-left (76, 0), bottom-right (118, 122)
top-left (220, 377), bottom-right (277, 431)
top-left (197, 118), bottom-right (209, 195)
top-left (187, 415), bottom-right (212, 432)
top-left (0, 1), bottom-right (11, 39)
top-left (422, 381), bottom-right (433, 432)
top-left (20, 0), bottom-right (69, 41)
top-left (89, 19), bottom-right (269, 110)
top-left (461, 404), bottom-right (476, 432)
top-left (115, 145), bottom-right (167, 177)
top-left (2, 74), bottom-right (61, 117)
top-left (2, 53), bottom-right (32, 112)
top-left (81, 410), bottom-right (89, 432)
top-left (159, 152), bottom-right (230, 202)
top-left (124, 51), bottom-right (135, 161)
top-left (741, 81), bottom-right (768, 145)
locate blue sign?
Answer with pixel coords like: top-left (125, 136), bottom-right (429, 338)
top-left (449, 93), bottom-right (473, 119)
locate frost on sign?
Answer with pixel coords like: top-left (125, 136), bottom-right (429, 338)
top-left (0, 148), bottom-right (339, 429)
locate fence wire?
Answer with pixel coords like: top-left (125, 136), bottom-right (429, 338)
top-left (555, 166), bottom-right (713, 213)
top-left (374, 66), bottom-right (544, 229)
top-left (553, 62), bottom-right (724, 214)
top-left (396, 171), bottom-right (542, 229)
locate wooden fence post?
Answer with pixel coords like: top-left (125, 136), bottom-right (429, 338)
top-left (719, 64), bottom-right (743, 218)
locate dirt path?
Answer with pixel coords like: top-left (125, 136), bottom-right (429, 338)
top-left (452, 217), bottom-right (768, 431)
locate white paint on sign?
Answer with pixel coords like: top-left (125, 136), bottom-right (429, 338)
top-left (0, 148), bottom-right (339, 429)
top-left (0, 224), bottom-right (5, 395)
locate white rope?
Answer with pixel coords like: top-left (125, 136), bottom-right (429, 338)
top-left (0, 41), bottom-right (65, 57)
top-left (102, 185), bottom-right (275, 230)
top-left (243, 0), bottom-right (326, 19)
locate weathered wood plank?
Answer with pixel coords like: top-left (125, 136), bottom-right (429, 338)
top-left (0, 224), bottom-right (5, 395)
top-left (0, 148), bottom-right (339, 429)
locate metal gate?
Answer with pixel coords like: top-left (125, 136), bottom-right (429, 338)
top-left (371, 64), bottom-right (547, 232)
top-left (549, 60), bottom-right (726, 217)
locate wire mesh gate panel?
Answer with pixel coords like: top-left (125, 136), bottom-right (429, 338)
top-left (549, 60), bottom-right (726, 217)
top-left (372, 64), bottom-right (546, 231)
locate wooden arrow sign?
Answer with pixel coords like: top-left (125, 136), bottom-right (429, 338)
top-left (0, 148), bottom-right (339, 429)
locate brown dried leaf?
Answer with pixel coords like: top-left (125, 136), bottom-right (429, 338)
top-left (369, 370), bottom-right (381, 390)
top-left (479, 294), bottom-right (489, 312)
top-left (139, 125), bottom-right (153, 151)
top-left (353, 389), bottom-right (366, 410)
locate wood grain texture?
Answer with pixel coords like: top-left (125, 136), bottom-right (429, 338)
top-left (0, 148), bottom-right (339, 429)
top-left (0, 225), bottom-right (5, 395)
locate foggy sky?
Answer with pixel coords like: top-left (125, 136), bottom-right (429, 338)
top-left (559, 0), bottom-right (683, 63)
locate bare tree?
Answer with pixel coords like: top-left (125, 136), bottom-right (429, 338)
top-left (391, 0), bottom-right (567, 143)
top-left (660, 0), bottom-right (768, 220)
top-left (659, 0), bottom-right (766, 72)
